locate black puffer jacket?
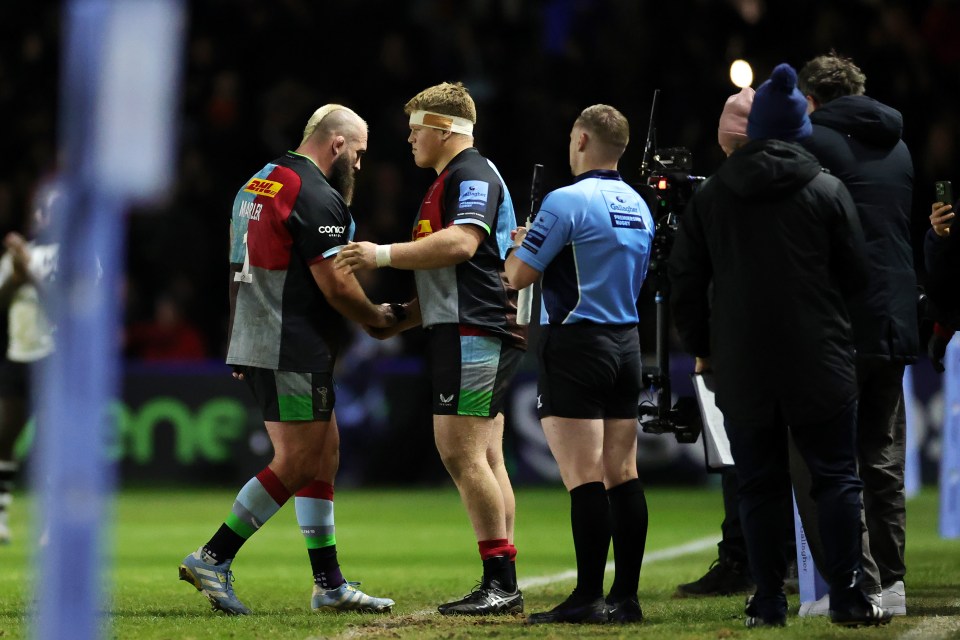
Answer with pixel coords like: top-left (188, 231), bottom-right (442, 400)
top-left (802, 95), bottom-right (918, 362)
top-left (669, 139), bottom-right (869, 427)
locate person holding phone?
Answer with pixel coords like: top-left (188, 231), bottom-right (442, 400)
top-left (927, 183), bottom-right (958, 371)
top-left (931, 181), bottom-right (955, 237)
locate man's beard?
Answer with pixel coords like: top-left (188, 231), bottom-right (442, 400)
top-left (329, 154), bottom-right (356, 205)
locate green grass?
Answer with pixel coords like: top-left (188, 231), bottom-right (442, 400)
top-left (0, 486), bottom-right (957, 639)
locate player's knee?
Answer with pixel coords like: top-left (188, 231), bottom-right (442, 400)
top-left (438, 448), bottom-right (482, 479)
top-left (269, 454), bottom-right (316, 491)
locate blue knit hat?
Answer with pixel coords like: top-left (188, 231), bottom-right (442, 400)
top-left (746, 63), bottom-right (812, 142)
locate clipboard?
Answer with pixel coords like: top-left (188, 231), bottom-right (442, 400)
top-left (692, 372), bottom-right (735, 470)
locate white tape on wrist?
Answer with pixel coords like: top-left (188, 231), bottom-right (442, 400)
top-left (375, 244), bottom-right (393, 268)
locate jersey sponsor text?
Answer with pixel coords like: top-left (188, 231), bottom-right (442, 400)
top-left (414, 219), bottom-right (434, 239)
top-left (243, 178), bottom-right (284, 198)
top-left (239, 201), bottom-right (262, 221)
top-left (458, 180), bottom-right (489, 212)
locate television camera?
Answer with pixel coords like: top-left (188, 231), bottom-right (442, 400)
top-left (635, 90), bottom-right (706, 444)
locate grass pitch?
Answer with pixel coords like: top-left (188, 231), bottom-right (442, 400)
top-left (0, 486), bottom-right (957, 639)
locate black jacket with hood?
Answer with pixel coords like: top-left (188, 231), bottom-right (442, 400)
top-left (669, 139), bottom-right (869, 427)
top-left (801, 95), bottom-right (918, 362)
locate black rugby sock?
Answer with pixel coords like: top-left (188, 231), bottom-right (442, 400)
top-left (607, 478), bottom-right (648, 600)
top-left (569, 481), bottom-right (611, 598)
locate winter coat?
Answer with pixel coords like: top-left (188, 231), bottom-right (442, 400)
top-left (669, 139), bottom-right (869, 427)
top-left (801, 95), bottom-right (918, 362)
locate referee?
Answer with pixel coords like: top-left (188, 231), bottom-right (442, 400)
top-left (505, 104), bottom-right (654, 624)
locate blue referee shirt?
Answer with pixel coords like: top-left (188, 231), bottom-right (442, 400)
top-left (514, 169), bottom-right (654, 324)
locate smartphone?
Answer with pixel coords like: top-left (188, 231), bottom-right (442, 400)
top-left (935, 180), bottom-right (954, 206)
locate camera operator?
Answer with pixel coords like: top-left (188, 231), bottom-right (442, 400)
top-left (676, 87), bottom-right (797, 600)
top-left (788, 52), bottom-right (918, 616)
top-left (927, 197), bottom-right (958, 371)
top-left (505, 104), bottom-right (654, 624)
top-left (669, 63), bottom-right (889, 627)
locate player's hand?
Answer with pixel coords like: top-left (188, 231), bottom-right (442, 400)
top-left (231, 365), bottom-right (247, 381)
top-left (695, 356), bottom-right (712, 373)
top-left (368, 303), bottom-right (397, 329)
top-left (510, 226), bottom-right (528, 248)
top-left (334, 241), bottom-right (379, 273)
top-left (931, 202), bottom-right (954, 237)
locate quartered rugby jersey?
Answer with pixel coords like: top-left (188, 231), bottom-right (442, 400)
top-left (412, 147), bottom-right (526, 345)
top-left (515, 169), bottom-right (654, 324)
top-left (226, 151), bottom-right (354, 372)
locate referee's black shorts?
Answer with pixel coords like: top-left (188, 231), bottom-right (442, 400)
top-left (536, 323), bottom-right (642, 420)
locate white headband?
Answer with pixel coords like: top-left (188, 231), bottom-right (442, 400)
top-left (409, 110), bottom-right (474, 136)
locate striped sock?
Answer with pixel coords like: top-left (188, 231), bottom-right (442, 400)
top-left (296, 481), bottom-right (343, 589)
top-left (203, 467), bottom-right (291, 563)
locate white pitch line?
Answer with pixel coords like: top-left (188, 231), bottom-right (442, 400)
top-left (519, 534), bottom-right (718, 589)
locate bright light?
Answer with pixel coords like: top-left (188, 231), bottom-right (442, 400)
top-left (730, 59), bottom-right (753, 88)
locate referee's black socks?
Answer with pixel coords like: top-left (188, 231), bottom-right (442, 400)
top-left (569, 481), bottom-right (611, 598)
top-left (607, 478), bottom-right (648, 600)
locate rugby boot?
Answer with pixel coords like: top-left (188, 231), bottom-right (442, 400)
top-left (179, 547), bottom-right (251, 615)
top-left (311, 581), bottom-right (395, 613)
top-left (438, 578), bottom-right (523, 616)
top-left (675, 559), bottom-right (754, 597)
top-left (743, 594), bottom-right (786, 628)
top-left (527, 591), bottom-right (609, 624)
top-left (606, 594), bottom-right (643, 623)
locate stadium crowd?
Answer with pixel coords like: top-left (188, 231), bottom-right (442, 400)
top-left (1, 0), bottom-right (958, 359)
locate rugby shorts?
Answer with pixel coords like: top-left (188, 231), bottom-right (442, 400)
top-left (426, 324), bottom-right (523, 417)
top-left (536, 323), bottom-right (642, 419)
top-left (240, 366), bottom-right (335, 422)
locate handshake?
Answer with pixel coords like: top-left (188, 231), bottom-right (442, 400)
top-left (365, 302), bottom-right (412, 340)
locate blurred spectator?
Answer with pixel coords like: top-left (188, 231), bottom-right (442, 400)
top-left (5, 1), bottom-right (960, 364)
top-left (125, 293), bottom-right (208, 361)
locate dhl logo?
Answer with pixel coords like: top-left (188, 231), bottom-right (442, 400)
top-left (244, 178), bottom-right (283, 198)
top-left (414, 219), bottom-right (433, 240)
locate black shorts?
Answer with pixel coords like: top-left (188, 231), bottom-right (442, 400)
top-left (240, 366), bottom-right (335, 422)
top-left (537, 323), bottom-right (642, 419)
top-left (426, 324), bottom-right (523, 417)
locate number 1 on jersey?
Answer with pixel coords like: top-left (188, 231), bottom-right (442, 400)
top-left (234, 231), bottom-right (253, 283)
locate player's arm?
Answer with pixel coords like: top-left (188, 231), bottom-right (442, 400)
top-left (504, 226), bottom-right (541, 290)
top-left (310, 258), bottom-right (395, 328)
top-left (334, 223), bottom-right (484, 273)
top-left (504, 201), bottom-right (567, 291)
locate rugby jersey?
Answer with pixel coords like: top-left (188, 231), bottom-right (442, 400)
top-left (514, 169), bottom-right (654, 324)
top-left (412, 147), bottom-right (526, 346)
top-left (226, 151), bottom-right (354, 371)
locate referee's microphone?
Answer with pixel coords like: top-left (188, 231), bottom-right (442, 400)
top-left (517, 163), bottom-right (543, 325)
